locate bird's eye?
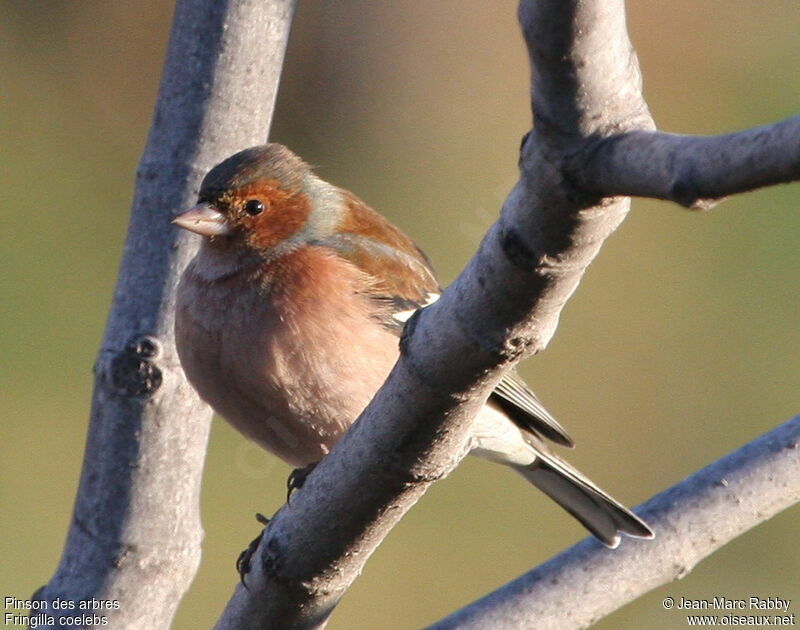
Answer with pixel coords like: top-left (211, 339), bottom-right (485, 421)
top-left (244, 199), bottom-right (265, 216)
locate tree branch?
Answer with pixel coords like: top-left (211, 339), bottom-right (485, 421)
top-left (577, 117), bottom-right (800, 210)
top-left (428, 415), bottom-right (800, 629)
top-left (36, 1), bottom-right (296, 628)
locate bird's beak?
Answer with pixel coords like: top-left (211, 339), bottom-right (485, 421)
top-left (172, 203), bottom-right (232, 237)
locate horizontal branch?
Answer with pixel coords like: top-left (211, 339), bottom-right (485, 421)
top-left (576, 115), bottom-right (800, 209)
top-left (428, 415), bottom-right (800, 630)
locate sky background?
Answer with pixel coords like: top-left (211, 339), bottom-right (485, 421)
top-left (2, 2), bottom-right (799, 628)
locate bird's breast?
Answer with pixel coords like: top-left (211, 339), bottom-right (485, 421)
top-left (175, 246), bottom-right (400, 466)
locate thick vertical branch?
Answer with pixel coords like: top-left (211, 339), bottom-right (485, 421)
top-left (36, 1), bottom-right (296, 628)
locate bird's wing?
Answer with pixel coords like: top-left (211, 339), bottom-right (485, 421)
top-left (321, 191), bottom-right (572, 448)
top-left (317, 190), bottom-right (440, 332)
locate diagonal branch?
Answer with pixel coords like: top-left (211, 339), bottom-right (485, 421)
top-left (36, 1), bottom-right (296, 628)
top-left (428, 415), bottom-right (800, 630)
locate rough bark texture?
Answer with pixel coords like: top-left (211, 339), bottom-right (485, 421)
top-left (36, 1), bottom-right (297, 628)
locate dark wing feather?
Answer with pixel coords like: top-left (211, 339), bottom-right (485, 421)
top-left (491, 371), bottom-right (574, 448)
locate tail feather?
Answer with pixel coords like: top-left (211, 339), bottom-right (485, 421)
top-left (516, 457), bottom-right (653, 548)
top-left (473, 400), bottom-right (652, 547)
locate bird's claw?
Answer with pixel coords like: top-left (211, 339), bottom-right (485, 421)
top-left (286, 462), bottom-right (318, 502)
top-left (236, 512), bottom-right (270, 588)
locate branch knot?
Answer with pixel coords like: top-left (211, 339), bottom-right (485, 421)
top-left (108, 335), bottom-right (164, 397)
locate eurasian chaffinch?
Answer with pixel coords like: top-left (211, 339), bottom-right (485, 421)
top-left (173, 143), bottom-right (653, 547)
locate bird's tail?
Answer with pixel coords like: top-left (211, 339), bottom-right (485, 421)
top-left (515, 455), bottom-right (653, 548)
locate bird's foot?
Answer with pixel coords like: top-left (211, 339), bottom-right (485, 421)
top-left (286, 462), bottom-right (318, 501)
top-left (236, 512), bottom-right (270, 588)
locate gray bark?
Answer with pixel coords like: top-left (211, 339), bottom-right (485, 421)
top-left (36, 1), bottom-right (297, 628)
top-left (577, 118), bottom-right (800, 210)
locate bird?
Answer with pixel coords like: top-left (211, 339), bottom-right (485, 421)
top-left (172, 143), bottom-right (653, 548)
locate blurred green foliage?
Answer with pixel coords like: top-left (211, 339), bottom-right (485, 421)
top-left (1, 2), bottom-right (798, 628)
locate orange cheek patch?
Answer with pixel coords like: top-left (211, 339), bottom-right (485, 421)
top-left (239, 183), bottom-right (312, 251)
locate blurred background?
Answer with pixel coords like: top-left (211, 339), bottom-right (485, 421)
top-left (1, 1), bottom-right (798, 628)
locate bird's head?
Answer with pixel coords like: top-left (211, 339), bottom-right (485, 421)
top-left (173, 143), bottom-right (331, 254)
